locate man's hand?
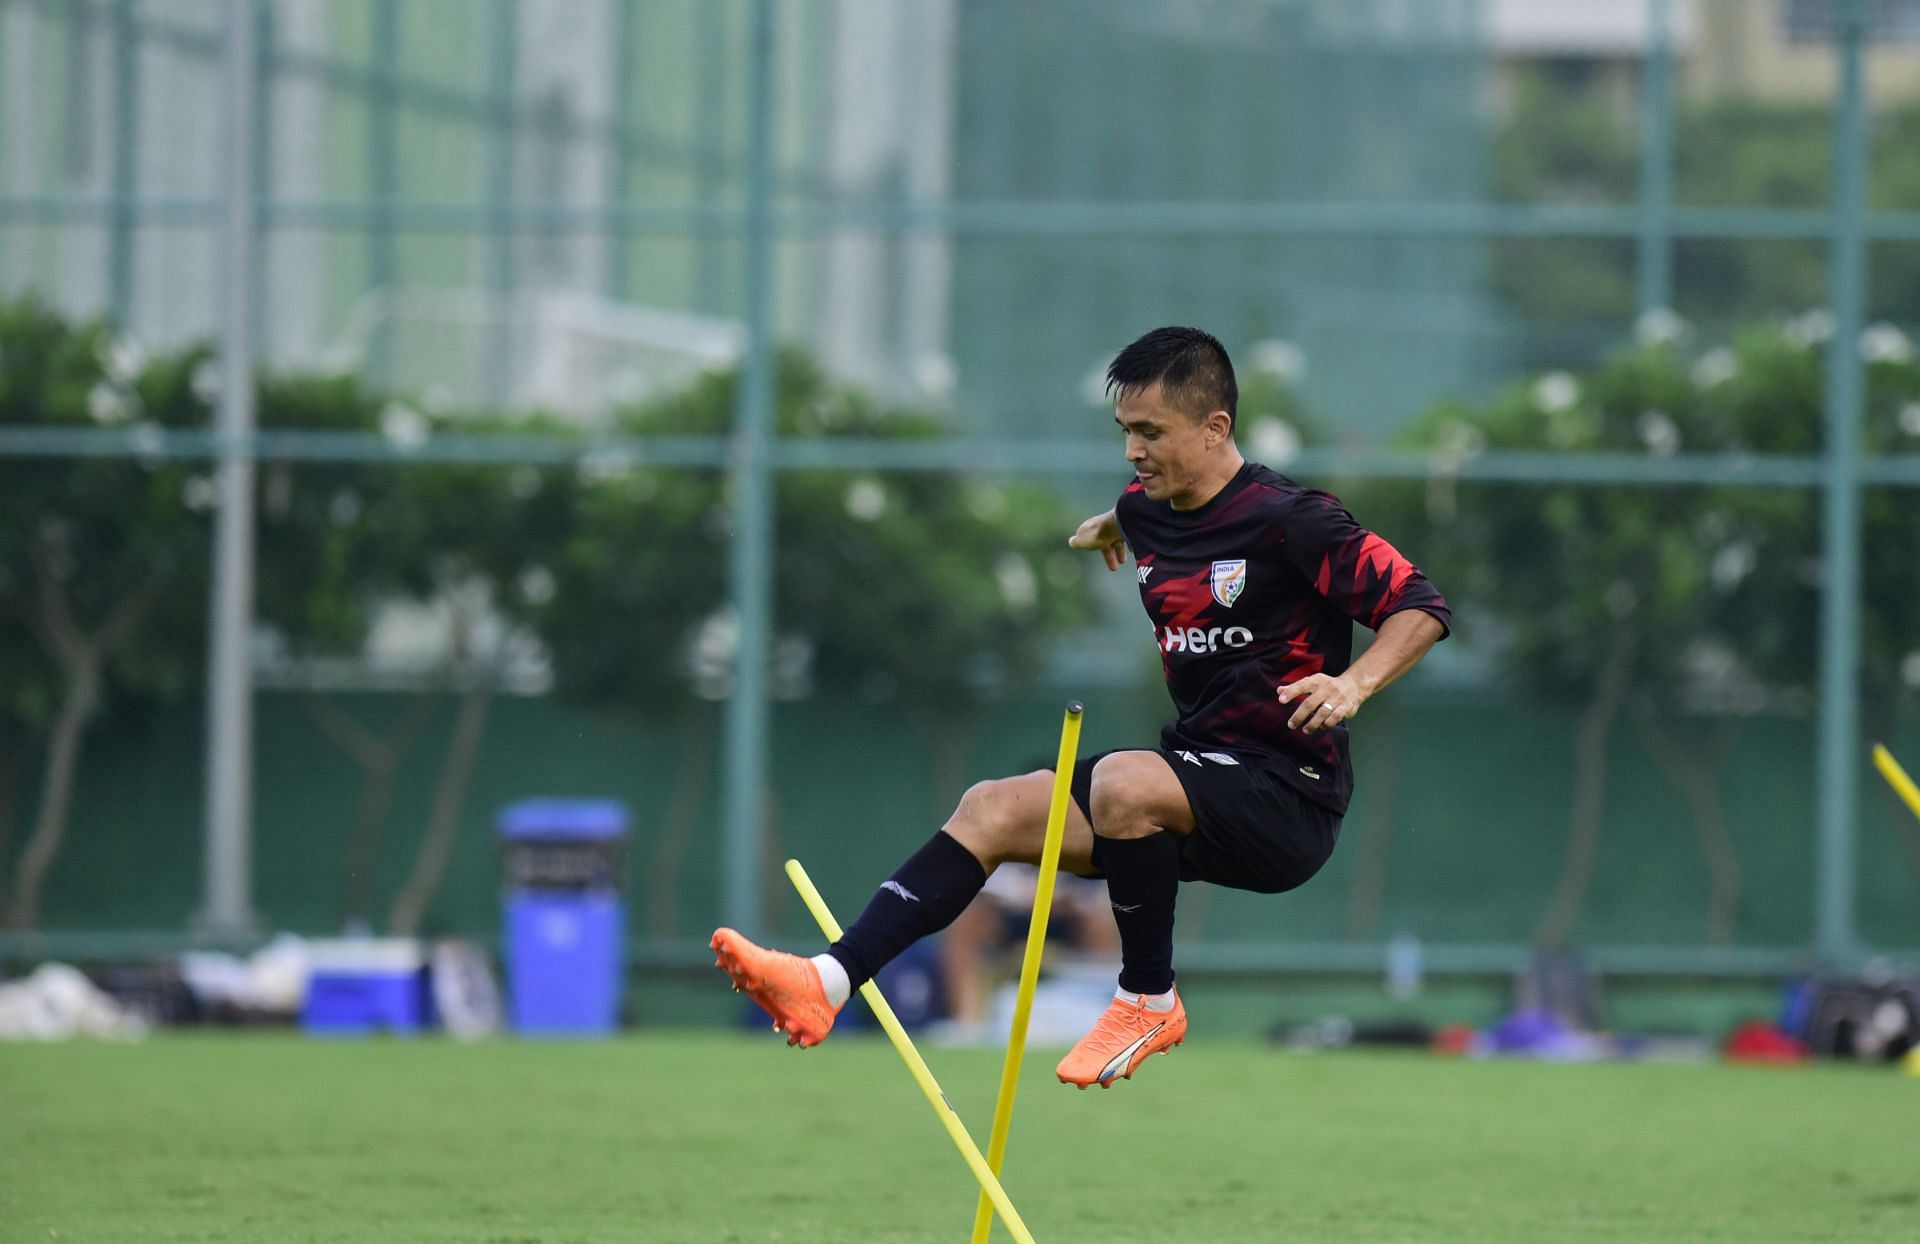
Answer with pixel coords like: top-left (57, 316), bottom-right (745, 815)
top-left (1277, 673), bottom-right (1364, 735)
top-left (1068, 509), bottom-right (1130, 572)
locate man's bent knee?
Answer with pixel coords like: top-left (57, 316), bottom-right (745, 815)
top-left (943, 776), bottom-right (1038, 863)
top-left (1088, 752), bottom-right (1192, 841)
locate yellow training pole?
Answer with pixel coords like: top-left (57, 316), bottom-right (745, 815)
top-left (783, 859), bottom-right (1037, 1244)
top-left (971, 700), bottom-right (1084, 1244)
top-left (1873, 743), bottom-right (1920, 824)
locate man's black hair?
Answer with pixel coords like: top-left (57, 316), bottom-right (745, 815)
top-left (1105, 326), bottom-right (1238, 430)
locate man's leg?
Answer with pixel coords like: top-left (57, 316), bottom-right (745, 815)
top-left (712, 769), bottom-right (1097, 1046)
top-left (1056, 750), bottom-right (1195, 1087)
top-left (1086, 751), bottom-right (1194, 995)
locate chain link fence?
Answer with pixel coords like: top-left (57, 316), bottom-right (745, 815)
top-left (3, 0), bottom-right (1919, 977)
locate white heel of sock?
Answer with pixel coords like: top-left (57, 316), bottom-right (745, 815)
top-left (811, 954), bottom-right (851, 1009)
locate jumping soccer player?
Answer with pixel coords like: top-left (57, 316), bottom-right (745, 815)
top-left (712, 326), bottom-right (1450, 1088)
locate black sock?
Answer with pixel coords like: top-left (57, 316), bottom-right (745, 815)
top-left (829, 831), bottom-right (987, 990)
top-left (1099, 831), bottom-right (1181, 995)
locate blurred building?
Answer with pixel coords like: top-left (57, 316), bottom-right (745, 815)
top-left (1489, 0), bottom-right (1920, 121)
top-left (7, 0), bottom-right (1920, 436)
top-left (1487, 0), bottom-right (1700, 117)
top-left (1698, 0), bottom-right (1920, 102)
top-left (0, 0), bottom-right (1479, 441)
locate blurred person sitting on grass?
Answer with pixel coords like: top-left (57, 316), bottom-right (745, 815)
top-left (932, 863), bottom-right (1120, 1045)
top-left (714, 326), bottom-right (1450, 1088)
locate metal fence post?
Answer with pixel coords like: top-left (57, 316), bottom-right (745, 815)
top-left (482, 0), bottom-right (518, 408)
top-left (106, 0), bottom-right (137, 324)
top-left (1636, 0), bottom-right (1673, 316)
top-left (199, 0), bottom-right (262, 937)
top-left (720, 0), bottom-right (777, 937)
top-left (1814, 0), bottom-right (1870, 965)
top-left (604, 0), bottom-right (634, 303)
top-left (366, 0), bottom-right (399, 384)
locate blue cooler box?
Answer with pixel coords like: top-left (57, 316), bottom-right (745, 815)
top-left (302, 939), bottom-right (436, 1036)
top-left (498, 799), bottom-right (630, 1036)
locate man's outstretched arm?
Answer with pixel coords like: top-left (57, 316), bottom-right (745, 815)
top-left (1277, 608), bottom-right (1445, 736)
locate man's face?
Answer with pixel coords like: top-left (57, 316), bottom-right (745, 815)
top-left (1114, 380), bottom-right (1227, 508)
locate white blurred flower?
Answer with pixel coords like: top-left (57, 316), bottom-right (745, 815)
top-left (690, 610), bottom-right (738, 701)
top-left (380, 402), bottom-right (429, 450)
top-left (1247, 416), bottom-right (1301, 465)
top-left (995, 553), bottom-right (1037, 610)
top-left (1860, 322), bottom-right (1914, 365)
top-left (1436, 420), bottom-right (1487, 459)
top-left (1691, 348), bottom-right (1738, 389)
top-left (1899, 402), bottom-right (1920, 438)
top-left (1635, 307), bottom-right (1688, 346)
top-left (181, 475), bottom-right (218, 513)
top-left (329, 489), bottom-right (362, 526)
top-left (1711, 542), bottom-right (1755, 589)
top-left (129, 421), bottom-right (164, 460)
top-left (88, 382), bottom-right (130, 425)
top-left (1248, 339), bottom-right (1306, 384)
top-left (813, 396), bottom-right (853, 431)
top-left (102, 338), bottom-right (146, 386)
top-left (1686, 641), bottom-right (1738, 685)
top-left (1785, 309), bottom-right (1834, 347)
top-left (517, 565), bottom-right (556, 606)
top-left (772, 634), bottom-right (814, 702)
top-left (576, 446), bottom-right (635, 484)
top-left (966, 483), bottom-right (1008, 522)
top-left (915, 353), bottom-right (957, 402)
top-left (844, 477), bottom-right (887, 521)
top-left (1903, 651), bottom-right (1920, 689)
top-left (1637, 410), bottom-right (1680, 456)
top-left (1533, 371), bottom-right (1578, 414)
top-left (191, 358), bottom-right (222, 405)
top-left (1081, 364), bottom-right (1114, 407)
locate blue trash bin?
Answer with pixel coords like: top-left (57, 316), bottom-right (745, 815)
top-left (498, 799), bottom-right (630, 1036)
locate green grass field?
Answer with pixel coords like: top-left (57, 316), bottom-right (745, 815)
top-left (3, 1031), bottom-right (1916, 1243)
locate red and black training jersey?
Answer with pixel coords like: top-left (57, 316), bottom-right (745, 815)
top-left (1114, 460), bottom-right (1451, 814)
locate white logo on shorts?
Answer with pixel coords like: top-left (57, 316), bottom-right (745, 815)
top-left (1200, 753), bottom-right (1239, 766)
top-left (1297, 765), bottom-right (1322, 781)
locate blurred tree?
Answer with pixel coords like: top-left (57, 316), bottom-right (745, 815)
top-left (0, 602), bottom-right (54, 912)
top-left (252, 375), bottom-right (581, 936)
top-left (0, 298), bottom-right (212, 929)
top-left (1356, 321), bottom-right (1920, 947)
top-left (252, 373), bottom-right (432, 930)
top-left (541, 354), bottom-right (1098, 933)
top-left (382, 425), bottom-right (578, 937)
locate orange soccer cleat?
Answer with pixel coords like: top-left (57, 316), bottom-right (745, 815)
top-left (710, 927), bottom-right (842, 1048)
top-left (1055, 990), bottom-right (1188, 1088)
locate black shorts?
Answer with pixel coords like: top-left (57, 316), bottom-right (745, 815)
top-left (1059, 748), bottom-right (1341, 895)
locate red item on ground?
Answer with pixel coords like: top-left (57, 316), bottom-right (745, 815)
top-left (1722, 1021), bottom-right (1810, 1065)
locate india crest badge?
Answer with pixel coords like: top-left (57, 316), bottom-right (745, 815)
top-left (1210, 559), bottom-right (1247, 608)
